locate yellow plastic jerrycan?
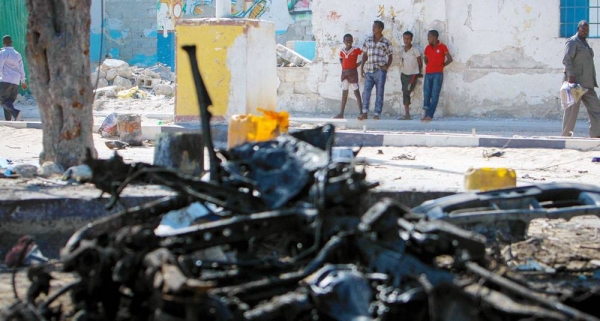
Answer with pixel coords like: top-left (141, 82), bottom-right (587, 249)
top-left (227, 109), bottom-right (289, 149)
top-left (464, 167), bottom-right (517, 191)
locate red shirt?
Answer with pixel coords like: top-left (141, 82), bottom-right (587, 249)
top-left (340, 47), bottom-right (362, 70)
top-left (424, 42), bottom-right (449, 74)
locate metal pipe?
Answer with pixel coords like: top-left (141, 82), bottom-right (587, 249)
top-left (181, 45), bottom-right (220, 183)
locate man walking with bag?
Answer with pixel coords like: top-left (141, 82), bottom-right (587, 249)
top-left (0, 35), bottom-right (27, 121)
top-left (562, 20), bottom-right (600, 137)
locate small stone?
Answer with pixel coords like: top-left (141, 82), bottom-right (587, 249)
top-left (12, 164), bottom-right (39, 178)
top-left (101, 59), bottom-right (129, 71)
top-left (96, 78), bottom-right (109, 88)
top-left (63, 165), bottom-right (93, 182)
top-left (153, 84), bottom-right (174, 96)
top-left (90, 70), bottom-right (107, 85)
top-left (95, 85), bottom-right (124, 99)
top-left (106, 69), bottom-right (118, 82)
top-left (117, 67), bottom-right (133, 79)
top-left (143, 69), bottom-right (160, 78)
top-left (113, 76), bottom-right (133, 89)
top-left (37, 162), bottom-right (64, 178)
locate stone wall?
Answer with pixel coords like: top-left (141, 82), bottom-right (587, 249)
top-left (92, 0), bottom-right (158, 67)
top-left (277, 67), bottom-right (322, 114)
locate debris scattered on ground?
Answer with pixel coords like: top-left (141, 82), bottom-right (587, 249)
top-left (522, 173), bottom-right (546, 181)
top-left (4, 235), bottom-right (48, 268)
top-left (10, 164), bottom-right (39, 178)
top-left (62, 164), bottom-right (93, 183)
top-left (391, 153), bottom-right (416, 160)
top-left (92, 59), bottom-right (175, 99)
top-left (483, 149), bottom-right (505, 158)
top-left (104, 140), bottom-right (129, 150)
top-left (37, 162), bottom-right (64, 178)
top-left (98, 112), bottom-right (119, 137)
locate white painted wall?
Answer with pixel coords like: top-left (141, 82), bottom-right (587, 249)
top-left (279, 0), bottom-right (594, 119)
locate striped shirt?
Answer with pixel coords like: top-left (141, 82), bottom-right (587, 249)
top-left (362, 35), bottom-right (393, 73)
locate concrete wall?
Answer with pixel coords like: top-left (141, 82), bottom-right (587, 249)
top-left (91, 0), bottom-right (158, 67)
top-left (156, 0), bottom-right (314, 69)
top-left (278, 0), bottom-right (584, 119)
top-left (175, 19), bottom-right (277, 122)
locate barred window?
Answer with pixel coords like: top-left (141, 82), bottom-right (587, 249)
top-left (560, 0), bottom-right (600, 37)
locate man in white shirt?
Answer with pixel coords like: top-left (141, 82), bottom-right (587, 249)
top-left (398, 31), bottom-right (422, 120)
top-left (0, 35), bottom-right (27, 121)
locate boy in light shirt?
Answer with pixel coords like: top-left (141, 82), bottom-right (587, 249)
top-left (398, 31), bottom-right (422, 120)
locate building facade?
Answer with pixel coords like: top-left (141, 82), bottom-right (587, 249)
top-left (6, 0), bottom-right (596, 119)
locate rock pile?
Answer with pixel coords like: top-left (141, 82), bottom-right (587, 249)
top-left (91, 59), bottom-right (176, 98)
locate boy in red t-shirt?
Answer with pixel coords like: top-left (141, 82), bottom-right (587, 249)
top-left (334, 34), bottom-right (363, 119)
top-left (422, 30), bottom-right (453, 122)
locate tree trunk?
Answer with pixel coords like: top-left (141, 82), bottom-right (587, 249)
top-left (25, 0), bottom-right (96, 168)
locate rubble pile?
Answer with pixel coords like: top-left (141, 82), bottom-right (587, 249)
top-left (91, 59), bottom-right (175, 99)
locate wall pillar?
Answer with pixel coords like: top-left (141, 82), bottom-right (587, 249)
top-left (175, 19), bottom-right (277, 123)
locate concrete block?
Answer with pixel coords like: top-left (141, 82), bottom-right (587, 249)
top-left (136, 76), bottom-right (161, 88)
top-left (282, 94), bottom-right (319, 113)
top-left (276, 69), bottom-right (288, 82)
top-left (383, 134), bottom-right (428, 146)
top-left (565, 139), bottom-right (600, 151)
top-left (277, 81), bottom-right (295, 96)
top-left (425, 135), bottom-right (479, 147)
top-left (294, 81), bottom-right (311, 95)
top-left (282, 68), bottom-right (309, 82)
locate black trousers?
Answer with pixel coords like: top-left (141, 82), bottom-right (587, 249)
top-left (0, 82), bottom-right (19, 120)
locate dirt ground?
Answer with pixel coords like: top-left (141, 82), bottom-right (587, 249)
top-left (1, 126), bottom-right (600, 193)
top-left (2, 125), bottom-right (600, 314)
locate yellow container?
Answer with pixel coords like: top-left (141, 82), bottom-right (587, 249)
top-left (227, 109), bottom-right (289, 149)
top-left (464, 167), bottom-right (517, 191)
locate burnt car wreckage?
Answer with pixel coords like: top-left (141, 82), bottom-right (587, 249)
top-left (4, 46), bottom-right (600, 320)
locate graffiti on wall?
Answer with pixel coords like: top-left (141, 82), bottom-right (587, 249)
top-left (288, 0), bottom-right (310, 15)
top-left (157, 0), bottom-right (184, 36)
top-left (374, 4), bottom-right (410, 48)
top-left (157, 0), bottom-right (312, 35)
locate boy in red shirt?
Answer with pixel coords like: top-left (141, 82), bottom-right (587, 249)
top-left (422, 30), bottom-right (453, 122)
top-left (333, 34), bottom-right (363, 119)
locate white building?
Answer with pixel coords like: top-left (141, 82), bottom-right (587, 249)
top-left (278, 0), bottom-right (597, 119)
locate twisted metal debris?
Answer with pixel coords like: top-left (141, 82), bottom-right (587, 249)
top-left (4, 45), bottom-right (600, 320)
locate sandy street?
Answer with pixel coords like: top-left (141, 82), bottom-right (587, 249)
top-left (0, 126), bottom-right (599, 193)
